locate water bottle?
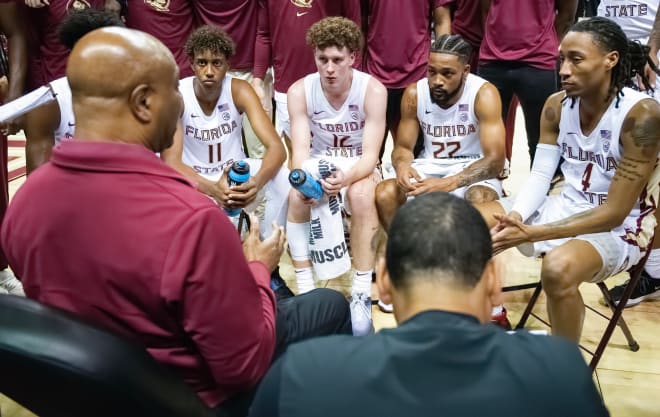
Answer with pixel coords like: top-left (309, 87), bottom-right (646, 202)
top-left (289, 169), bottom-right (323, 200)
top-left (225, 160), bottom-right (250, 217)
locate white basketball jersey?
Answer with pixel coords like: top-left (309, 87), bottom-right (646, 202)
top-left (179, 75), bottom-right (245, 181)
top-left (598, 0), bottom-right (659, 44)
top-left (50, 77), bottom-right (75, 144)
top-left (558, 88), bottom-right (657, 234)
top-left (305, 70), bottom-right (370, 159)
top-left (416, 73), bottom-right (486, 160)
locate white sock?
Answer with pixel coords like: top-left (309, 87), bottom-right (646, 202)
top-left (351, 270), bottom-right (372, 297)
top-left (491, 305), bottom-right (504, 316)
top-left (295, 268), bottom-right (315, 294)
top-left (644, 249), bottom-right (660, 280)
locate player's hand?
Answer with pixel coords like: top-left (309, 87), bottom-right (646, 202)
top-left (228, 177), bottom-right (259, 208)
top-left (24, 0), bottom-right (49, 7)
top-left (396, 165), bottom-right (422, 193)
top-left (490, 212), bottom-right (532, 255)
top-left (242, 214), bottom-right (286, 273)
top-left (320, 168), bottom-right (345, 197)
top-left (208, 166), bottom-right (232, 208)
top-left (294, 190), bottom-right (319, 207)
top-left (406, 176), bottom-right (457, 197)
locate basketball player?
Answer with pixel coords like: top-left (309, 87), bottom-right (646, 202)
top-left (376, 34), bottom-right (505, 231)
top-left (286, 17), bottom-right (387, 335)
top-left (598, 0), bottom-right (660, 307)
top-left (24, 9), bottom-right (124, 173)
top-left (477, 17), bottom-right (660, 342)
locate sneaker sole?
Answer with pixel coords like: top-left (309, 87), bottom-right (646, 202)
top-left (602, 291), bottom-right (660, 308)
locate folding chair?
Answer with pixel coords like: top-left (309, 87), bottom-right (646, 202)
top-left (514, 248), bottom-right (650, 371)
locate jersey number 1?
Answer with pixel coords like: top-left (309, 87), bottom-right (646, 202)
top-left (208, 143), bottom-right (222, 164)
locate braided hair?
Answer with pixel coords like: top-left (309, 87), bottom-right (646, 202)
top-left (568, 17), bottom-right (660, 107)
top-left (430, 34), bottom-right (472, 64)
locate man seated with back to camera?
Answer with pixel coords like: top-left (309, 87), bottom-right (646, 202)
top-left (249, 192), bottom-right (609, 417)
top-left (0, 27), bottom-right (351, 417)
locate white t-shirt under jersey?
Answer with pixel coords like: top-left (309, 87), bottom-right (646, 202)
top-left (416, 73), bottom-right (486, 160)
top-left (49, 76), bottom-right (75, 144)
top-left (558, 87), bottom-right (657, 242)
top-left (179, 75), bottom-right (246, 181)
top-left (305, 69), bottom-right (371, 159)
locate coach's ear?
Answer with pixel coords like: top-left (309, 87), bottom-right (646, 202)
top-left (375, 256), bottom-right (393, 306)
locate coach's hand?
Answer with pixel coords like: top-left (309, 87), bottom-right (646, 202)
top-left (228, 177), bottom-right (259, 208)
top-left (490, 212), bottom-right (532, 255)
top-left (243, 214), bottom-right (286, 272)
top-left (396, 165), bottom-right (422, 193)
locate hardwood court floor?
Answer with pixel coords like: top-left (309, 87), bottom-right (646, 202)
top-left (2, 108), bottom-right (660, 416)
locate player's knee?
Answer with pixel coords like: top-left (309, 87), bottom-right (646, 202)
top-left (375, 179), bottom-right (402, 209)
top-left (464, 186), bottom-right (499, 205)
top-left (541, 251), bottom-right (581, 298)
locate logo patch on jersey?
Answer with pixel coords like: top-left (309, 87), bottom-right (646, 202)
top-left (601, 130), bottom-right (612, 153)
top-left (218, 103), bottom-right (229, 112)
top-left (291, 0), bottom-right (313, 8)
top-left (144, 0), bottom-right (170, 12)
top-left (66, 0), bottom-right (91, 11)
top-left (222, 112), bottom-right (230, 121)
top-left (458, 104), bottom-right (469, 112)
top-left (349, 104), bottom-right (358, 120)
top-left (460, 113), bottom-right (468, 122)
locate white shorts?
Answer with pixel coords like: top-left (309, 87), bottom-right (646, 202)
top-left (274, 90), bottom-right (290, 138)
top-left (383, 157), bottom-right (503, 199)
top-left (498, 195), bottom-right (643, 282)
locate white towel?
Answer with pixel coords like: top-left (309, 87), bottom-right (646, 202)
top-left (303, 158), bottom-right (351, 280)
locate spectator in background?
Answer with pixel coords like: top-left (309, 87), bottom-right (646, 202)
top-left (0, 0), bottom-right (26, 296)
top-left (124, 0), bottom-right (194, 78)
top-left (362, 0), bottom-right (445, 158)
top-left (192, 0), bottom-right (270, 159)
top-left (21, 0), bottom-right (116, 89)
top-left (435, 0), bottom-right (483, 70)
top-left (478, 0), bottom-right (577, 165)
top-left (253, 0), bottom-right (360, 161)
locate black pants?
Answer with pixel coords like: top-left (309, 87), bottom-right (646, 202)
top-left (214, 288), bottom-right (351, 416)
top-left (477, 62), bottom-right (558, 164)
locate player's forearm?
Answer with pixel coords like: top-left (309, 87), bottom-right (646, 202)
top-left (392, 146), bottom-right (415, 172)
top-left (252, 146), bottom-right (286, 189)
top-left (529, 204), bottom-right (628, 243)
top-left (169, 160), bottom-right (217, 196)
top-left (455, 156), bottom-right (501, 188)
top-left (344, 154), bottom-right (379, 185)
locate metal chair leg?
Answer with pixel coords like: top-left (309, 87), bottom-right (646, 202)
top-left (515, 281), bottom-right (543, 330)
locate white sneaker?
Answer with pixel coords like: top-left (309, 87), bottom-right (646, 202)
top-left (349, 293), bottom-right (374, 336)
top-left (377, 300), bottom-right (393, 314)
top-left (0, 269), bottom-right (25, 296)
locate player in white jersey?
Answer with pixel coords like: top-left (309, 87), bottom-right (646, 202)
top-left (286, 17), bottom-right (387, 335)
top-left (476, 17), bottom-right (660, 342)
top-left (599, 0), bottom-right (660, 306)
top-left (23, 9), bottom-right (123, 174)
top-left (375, 34), bottom-right (505, 231)
top-left (162, 26), bottom-right (289, 228)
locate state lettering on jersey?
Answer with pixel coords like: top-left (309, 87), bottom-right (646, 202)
top-left (561, 143), bottom-right (619, 171)
top-left (185, 121), bottom-right (239, 142)
top-left (420, 121), bottom-right (477, 138)
top-left (603, 3), bottom-right (648, 16)
top-left (193, 158), bottom-right (234, 177)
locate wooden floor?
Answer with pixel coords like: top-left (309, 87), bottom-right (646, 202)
top-left (2, 108), bottom-right (660, 416)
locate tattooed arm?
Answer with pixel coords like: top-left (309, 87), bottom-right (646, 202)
top-left (492, 99), bottom-right (660, 253)
top-left (455, 82), bottom-right (505, 188)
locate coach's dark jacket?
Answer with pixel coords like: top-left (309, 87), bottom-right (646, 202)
top-left (249, 310), bottom-right (609, 417)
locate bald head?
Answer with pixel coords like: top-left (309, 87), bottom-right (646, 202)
top-left (67, 27), bottom-right (182, 152)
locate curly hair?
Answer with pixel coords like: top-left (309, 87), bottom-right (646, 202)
top-left (566, 17), bottom-right (660, 107)
top-left (57, 9), bottom-right (124, 50)
top-left (184, 25), bottom-right (235, 61)
top-left (306, 17), bottom-right (363, 53)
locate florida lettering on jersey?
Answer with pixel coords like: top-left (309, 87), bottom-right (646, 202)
top-left (305, 70), bottom-right (371, 159)
top-left (416, 73), bottom-right (487, 160)
top-left (179, 75), bottom-right (246, 181)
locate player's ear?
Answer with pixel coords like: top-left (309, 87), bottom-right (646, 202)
top-left (604, 50), bottom-right (619, 72)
